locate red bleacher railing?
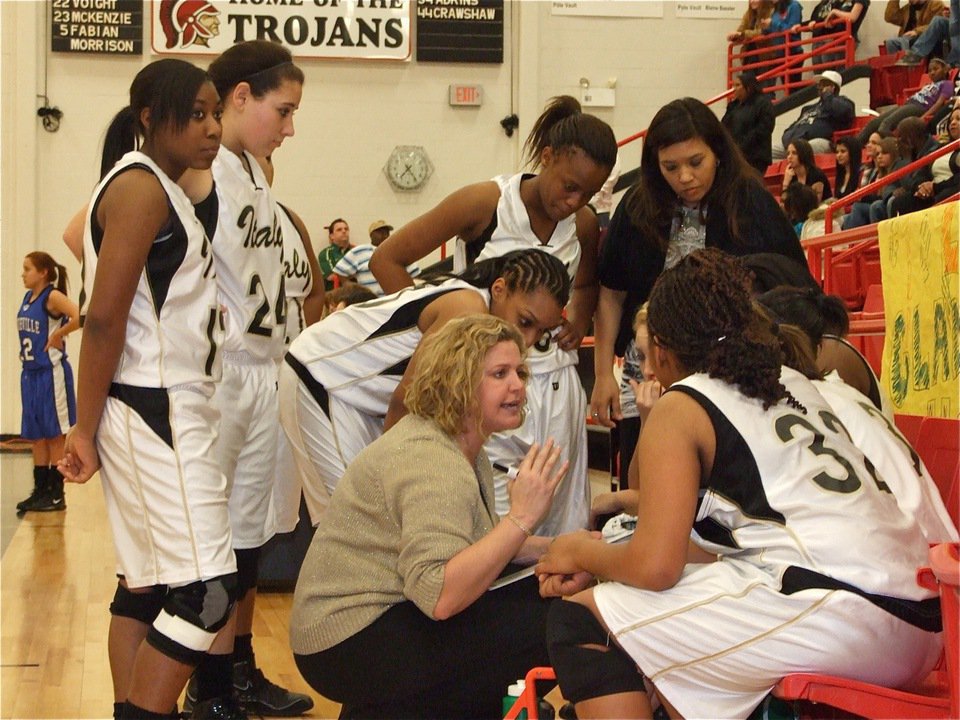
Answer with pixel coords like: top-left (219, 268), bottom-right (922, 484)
top-left (727, 20), bottom-right (854, 97)
top-left (824, 138), bottom-right (960, 233)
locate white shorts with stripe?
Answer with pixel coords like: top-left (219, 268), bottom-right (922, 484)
top-left (97, 384), bottom-right (236, 589)
top-left (594, 558), bottom-right (942, 719)
top-left (489, 365), bottom-right (590, 536)
top-left (211, 355), bottom-right (280, 549)
top-left (272, 421), bottom-right (301, 534)
top-left (278, 360), bottom-right (382, 527)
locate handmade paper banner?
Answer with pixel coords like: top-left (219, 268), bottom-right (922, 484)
top-left (879, 202), bottom-right (959, 418)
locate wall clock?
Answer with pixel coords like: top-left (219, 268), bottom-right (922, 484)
top-left (384, 145), bottom-right (433, 192)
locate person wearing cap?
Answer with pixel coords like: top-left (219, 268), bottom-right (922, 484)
top-left (857, 58), bottom-right (955, 142)
top-left (772, 69), bottom-right (855, 159)
top-left (317, 218), bottom-right (353, 291)
top-left (333, 220), bottom-right (420, 295)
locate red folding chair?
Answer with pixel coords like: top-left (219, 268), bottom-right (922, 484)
top-left (503, 667), bottom-right (556, 720)
top-left (774, 543), bottom-right (960, 718)
top-left (894, 413), bottom-right (925, 448)
top-left (915, 417), bottom-right (960, 530)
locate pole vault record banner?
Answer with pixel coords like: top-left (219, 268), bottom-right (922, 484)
top-left (879, 202), bottom-right (959, 418)
top-left (151, 0), bottom-right (412, 60)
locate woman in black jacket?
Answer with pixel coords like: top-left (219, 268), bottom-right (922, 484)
top-left (590, 97), bottom-right (804, 487)
top-left (721, 71), bottom-right (775, 175)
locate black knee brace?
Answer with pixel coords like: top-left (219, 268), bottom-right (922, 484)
top-left (146, 573), bottom-right (238, 665)
top-left (234, 547), bottom-right (261, 596)
top-left (547, 600), bottom-right (646, 704)
top-left (109, 581), bottom-right (167, 625)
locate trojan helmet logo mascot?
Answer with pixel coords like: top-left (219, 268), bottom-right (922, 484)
top-left (159, 0), bottom-right (221, 49)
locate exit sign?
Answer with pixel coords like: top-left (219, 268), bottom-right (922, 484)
top-left (449, 85), bottom-right (483, 106)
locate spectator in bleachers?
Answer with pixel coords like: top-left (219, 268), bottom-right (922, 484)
top-left (872, 115), bottom-right (943, 220)
top-left (728, 0), bottom-right (775, 42)
top-left (799, 0), bottom-right (871, 67)
top-left (897, 9), bottom-right (960, 64)
top-left (773, 70), bottom-right (855, 158)
top-left (857, 58), bottom-right (954, 142)
top-left (722, 70), bottom-right (776, 174)
top-left (859, 131), bottom-right (886, 186)
top-left (843, 135), bottom-right (906, 226)
top-left (889, 106), bottom-right (960, 214)
top-left (834, 135), bottom-right (864, 197)
top-left (333, 220), bottom-right (421, 295)
top-left (883, 0), bottom-right (946, 54)
top-left (762, 0), bottom-right (804, 92)
top-left (317, 218), bottom-right (353, 291)
top-left (783, 182), bottom-right (822, 235)
top-left (783, 138), bottom-right (834, 201)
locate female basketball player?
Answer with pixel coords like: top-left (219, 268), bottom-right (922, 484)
top-left (16, 251), bottom-right (78, 514)
top-left (280, 248), bottom-right (571, 527)
top-left (536, 249), bottom-right (940, 720)
top-left (181, 41), bottom-right (314, 717)
top-left (370, 96), bottom-right (617, 535)
top-left (58, 59), bottom-right (238, 720)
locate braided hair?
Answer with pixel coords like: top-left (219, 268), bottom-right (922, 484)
top-left (646, 248), bottom-right (793, 409)
top-left (421, 249), bottom-right (570, 309)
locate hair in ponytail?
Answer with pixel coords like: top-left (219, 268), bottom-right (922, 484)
top-left (522, 95), bottom-right (617, 171)
top-left (25, 252), bottom-right (68, 294)
top-left (100, 59), bottom-right (211, 179)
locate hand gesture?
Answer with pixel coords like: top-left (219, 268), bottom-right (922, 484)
top-left (554, 318), bottom-right (584, 352)
top-left (628, 378), bottom-right (662, 423)
top-left (59, 427), bottom-right (100, 484)
top-left (535, 530), bottom-right (599, 583)
top-left (914, 181), bottom-right (934, 199)
top-left (508, 439), bottom-right (569, 533)
top-left (539, 569), bottom-right (594, 598)
top-left (589, 373), bottom-right (621, 428)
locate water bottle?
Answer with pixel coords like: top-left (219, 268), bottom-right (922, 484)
top-left (502, 679), bottom-right (526, 719)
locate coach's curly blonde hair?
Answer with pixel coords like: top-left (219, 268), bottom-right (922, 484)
top-left (406, 315), bottom-right (527, 437)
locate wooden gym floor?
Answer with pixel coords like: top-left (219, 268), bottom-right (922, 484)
top-left (2, 448), bottom-right (608, 718)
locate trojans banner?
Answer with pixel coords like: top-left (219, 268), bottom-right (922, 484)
top-left (879, 202), bottom-right (959, 418)
top-left (151, 0), bottom-right (411, 60)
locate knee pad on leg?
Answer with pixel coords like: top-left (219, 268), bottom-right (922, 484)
top-left (234, 547), bottom-right (261, 596)
top-left (546, 600), bottom-right (645, 704)
top-left (147, 573), bottom-right (238, 665)
top-left (109, 581), bottom-right (167, 625)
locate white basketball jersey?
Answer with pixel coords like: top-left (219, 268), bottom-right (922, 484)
top-left (454, 172), bottom-right (581, 374)
top-left (814, 373), bottom-right (958, 543)
top-left (278, 203), bottom-right (313, 347)
top-left (287, 278), bottom-right (487, 417)
top-left (211, 146), bottom-right (285, 361)
top-left (80, 151), bottom-right (222, 388)
top-left (674, 367), bottom-right (932, 601)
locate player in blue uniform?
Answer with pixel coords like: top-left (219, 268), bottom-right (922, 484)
top-left (16, 251), bottom-right (78, 514)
